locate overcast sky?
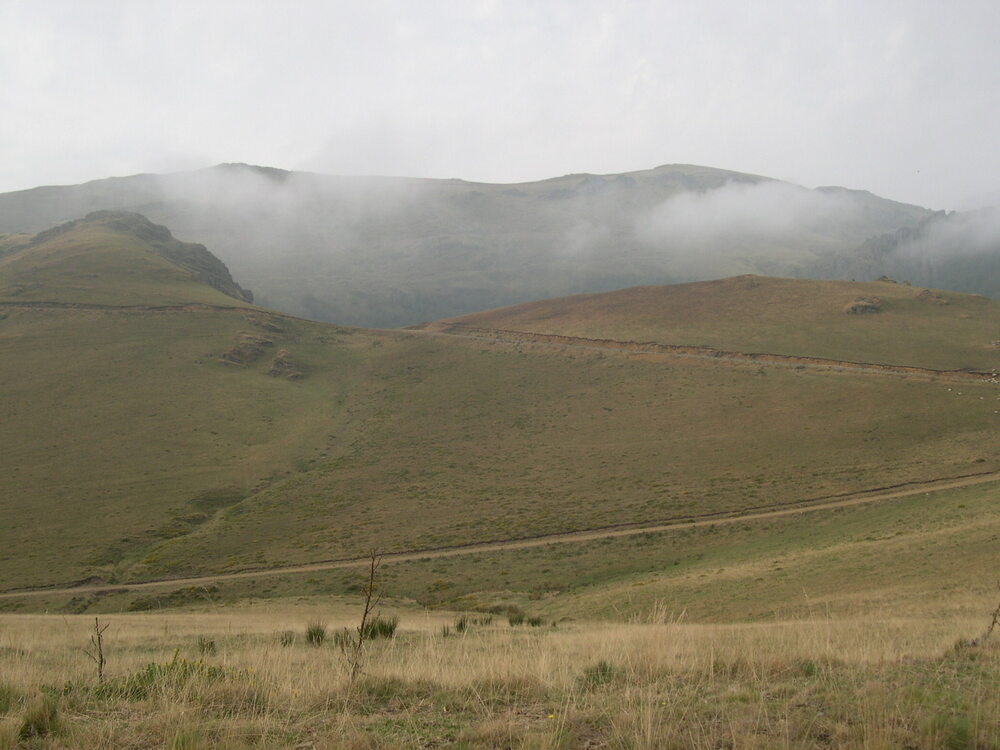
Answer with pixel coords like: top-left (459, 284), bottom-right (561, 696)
top-left (2, 0), bottom-right (998, 209)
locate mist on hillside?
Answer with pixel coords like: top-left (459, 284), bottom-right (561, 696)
top-left (827, 205), bottom-right (1000, 297)
top-left (3, 162), bottom-right (991, 326)
top-left (896, 207), bottom-right (1000, 260)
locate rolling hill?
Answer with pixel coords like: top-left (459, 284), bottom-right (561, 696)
top-left (0, 163), bottom-right (941, 327)
top-left (424, 274), bottom-right (1000, 371)
top-left (0, 211), bottom-right (252, 306)
top-left (0, 213), bottom-right (997, 624)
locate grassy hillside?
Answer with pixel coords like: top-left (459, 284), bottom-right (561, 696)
top-left (0, 212), bottom-right (251, 307)
top-left (429, 275), bottom-right (1000, 371)
top-left (1, 215), bottom-right (997, 617)
top-left (0, 163), bottom-right (935, 326)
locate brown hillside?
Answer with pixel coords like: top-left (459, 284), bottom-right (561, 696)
top-left (425, 275), bottom-right (1000, 371)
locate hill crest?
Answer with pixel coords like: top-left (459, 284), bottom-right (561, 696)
top-left (425, 275), bottom-right (1000, 371)
top-left (0, 211), bottom-right (253, 306)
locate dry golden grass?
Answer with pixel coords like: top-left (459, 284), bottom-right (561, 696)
top-left (2, 601), bottom-right (998, 749)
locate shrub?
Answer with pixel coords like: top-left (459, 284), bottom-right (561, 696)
top-left (454, 615), bottom-right (469, 633)
top-left (196, 636), bottom-right (216, 656)
top-left (305, 623), bottom-right (326, 647)
top-left (508, 613), bottom-right (525, 626)
top-left (18, 695), bottom-right (59, 740)
top-left (279, 630), bottom-right (295, 647)
top-left (526, 616), bottom-right (544, 627)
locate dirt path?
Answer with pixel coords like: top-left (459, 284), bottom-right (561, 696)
top-left (3, 471), bottom-right (997, 601)
top-left (421, 325), bottom-right (998, 383)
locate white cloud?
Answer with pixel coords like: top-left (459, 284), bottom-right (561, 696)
top-left (2, 0), bottom-right (1000, 209)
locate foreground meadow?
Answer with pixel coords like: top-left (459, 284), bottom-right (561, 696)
top-left (2, 601), bottom-right (998, 749)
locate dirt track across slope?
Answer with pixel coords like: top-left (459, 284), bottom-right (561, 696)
top-left (3, 471), bottom-right (998, 601)
top-left (426, 325), bottom-right (999, 383)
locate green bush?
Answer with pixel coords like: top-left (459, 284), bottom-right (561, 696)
top-left (508, 613), bottom-right (524, 626)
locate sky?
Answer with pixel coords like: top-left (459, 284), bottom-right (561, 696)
top-left (2, 0), bottom-right (999, 210)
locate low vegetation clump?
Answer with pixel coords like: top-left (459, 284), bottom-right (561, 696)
top-left (304, 623), bottom-right (326, 647)
top-left (55, 655), bottom-right (230, 702)
top-left (0, 684), bottom-right (21, 715)
top-left (360, 614), bottom-right (398, 640)
top-left (196, 636), bottom-right (216, 656)
top-left (16, 695), bottom-right (59, 741)
top-left (578, 659), bottom-right (617, 689)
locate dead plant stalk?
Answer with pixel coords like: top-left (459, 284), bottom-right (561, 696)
top-left (350, 549), bottom-right (383, 682)
top-left (83, 617), bottom-right (110, 684)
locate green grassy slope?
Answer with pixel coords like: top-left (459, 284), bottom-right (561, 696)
top-left (0, 212), bottom-right (251, 306)
top-left (77, 479), bottom-right (994, 624)
top-left (1, 216), bottom-right (997, 605)
top-left (430, 275), bottom-right (1000, 371)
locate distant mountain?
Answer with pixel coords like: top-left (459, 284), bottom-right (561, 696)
top-left (0, 163), bottom-right (950, 326)
top-left (0, 210), bottom-right (252, 306)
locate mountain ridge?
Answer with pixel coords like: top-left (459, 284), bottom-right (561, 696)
top-left (0, 162), bottom-right (948, 327)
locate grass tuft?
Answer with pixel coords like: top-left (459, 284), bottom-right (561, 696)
top-left (17, 694), bottom-right (58, 740)
top-left (305, 623), bottom-right (326, 647)
top-left (360, 615), bottom-right (398, 640)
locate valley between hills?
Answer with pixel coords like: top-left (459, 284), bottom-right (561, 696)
top-left (1, 208), bottom-right (998, 748)
top-left (1, 210), bottom-right (997, 615)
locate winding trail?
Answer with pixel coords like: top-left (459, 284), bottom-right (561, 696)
top-left (2, 471), bottom-right (997, 601)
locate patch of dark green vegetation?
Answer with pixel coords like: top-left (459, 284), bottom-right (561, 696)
top-left (127, 585), bottom-right (220, 612)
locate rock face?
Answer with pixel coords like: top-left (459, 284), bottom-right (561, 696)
top-left (30, 211), bottom-right (254, 303)
top-left (844, 296), bottom-right (882, 314)
top-left (832, 208), bottom-right (1000, 300)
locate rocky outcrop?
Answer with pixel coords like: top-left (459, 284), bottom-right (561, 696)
top-left (30, 211), bottom-right (254, 303)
